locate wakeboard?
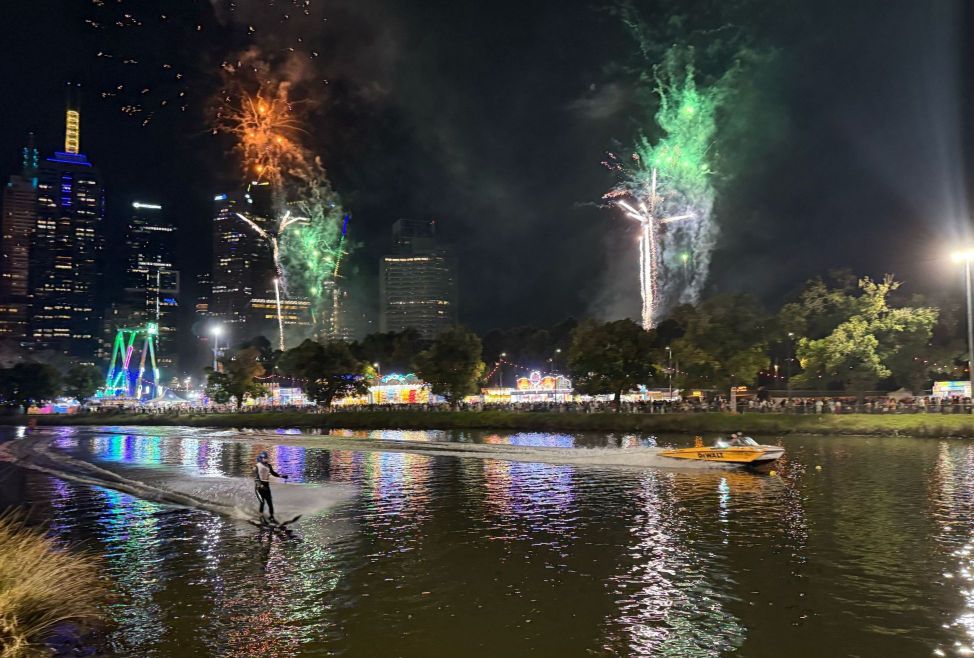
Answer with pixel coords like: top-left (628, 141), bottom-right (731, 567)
top-left (247, 514), bottom-right (302, 536)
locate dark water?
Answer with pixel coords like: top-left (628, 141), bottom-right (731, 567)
top-left (0, 426), bottom-right (971, 657)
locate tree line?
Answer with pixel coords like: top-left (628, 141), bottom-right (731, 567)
top-left (0, 269), bottom-right (954, 411)
top-left (0, 363), bottom-right (102, 411)
top-left (198, 269), bottom-right (968, 408)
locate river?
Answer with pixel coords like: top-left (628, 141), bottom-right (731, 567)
top-left (0, 425), bottom-right (970, 657)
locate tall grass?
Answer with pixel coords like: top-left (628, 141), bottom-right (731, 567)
top-left (0, 513), bottom-right (109, 658)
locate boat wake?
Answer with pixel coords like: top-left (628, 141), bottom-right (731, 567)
top-left (2, 437), bottom-right (352, 521)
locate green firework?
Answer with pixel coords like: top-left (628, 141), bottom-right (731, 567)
top-left (609, 46), bottom-right (724, 311)
top-left (279, 167), bottom-right (348, 328)
top-left (626, 49), bottom-right (720, 207)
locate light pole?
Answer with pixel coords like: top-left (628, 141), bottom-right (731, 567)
top-left (951, 250), bottom-right (974, 407)
top-left (500, 353), bottom-right (507, 388)
top-left (211, 325), bottom-right (224, 372)
top-left (373, 362), bottom-right (381, 378)
top-left (666, 346), bottom-right (673, 399)
top-left (786, 332), bottom-right (794, 401)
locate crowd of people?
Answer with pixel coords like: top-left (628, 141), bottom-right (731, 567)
top-left (74, 394), bottom-right (974, 416)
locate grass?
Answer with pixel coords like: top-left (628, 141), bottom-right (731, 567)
top-left (0, 513), bottom-right (110, 658)
top-left (10, 409), bottom-right (974, 437)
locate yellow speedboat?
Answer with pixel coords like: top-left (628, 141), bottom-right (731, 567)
top-left (660, 436), bottom-right (784, 467)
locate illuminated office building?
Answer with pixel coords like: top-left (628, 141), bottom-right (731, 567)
top-left (379, 219), bottom-right (457, 339)
top-left (0, 135), bottom-right (39, 340)
top-left (116, 201), bottom-right (179, 367)
top-left (29, 108), bottom-right (103, 357)
top-left (210, 184), bottom-right (314, 345)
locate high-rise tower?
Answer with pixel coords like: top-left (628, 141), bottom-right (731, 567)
top-left (30, 105), bottom-right (104, 358)
top-left (209, 184), bottom-right (312, 346)
top-left (379, 219), bottom-right (457, 339)
top-left (0, 135), bottom-right (40, 340)
top-left (210, 192), bottom-right (260, 330)
top-left (118, 201), bottom-right (178, 367)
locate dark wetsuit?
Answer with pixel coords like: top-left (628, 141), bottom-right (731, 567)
top-left (254, 461), bottom-right (283, 519)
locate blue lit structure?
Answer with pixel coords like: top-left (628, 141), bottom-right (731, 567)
top-left (103, 323), bottom-right (161, 400)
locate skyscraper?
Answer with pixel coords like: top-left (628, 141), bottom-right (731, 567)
top-left (210, 184), bottom-right (313, 347)
top-left (210, 192), bottom-right (258, 329)
top-left (117, 201), bottom-right (179, 368)
top-left (380, 219), bottom-right (457, 339)
top-left (29, 107), bottom-right (103, 357)
top-left (0, 135), bottom-right (39, 340)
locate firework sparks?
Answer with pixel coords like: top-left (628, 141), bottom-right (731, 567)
top-left (218, 85), bottom-right (306, 188)
top-left (606, 48), bottom-right (720, 327)
top-left (219, 73), bottom-right (349, 342)
top-left (614, 170), bottom-right (693, 329)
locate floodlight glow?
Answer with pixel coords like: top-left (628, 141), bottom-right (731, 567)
top-left (952, 250), bottom-right (974, 263)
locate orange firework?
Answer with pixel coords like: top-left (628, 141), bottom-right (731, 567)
top-left (219, 83), bottom-right (306, 188)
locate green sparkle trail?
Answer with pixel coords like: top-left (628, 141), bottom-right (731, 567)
top-left (279, 164), bottom-right (348, 338)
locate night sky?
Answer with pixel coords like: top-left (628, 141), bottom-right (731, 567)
top-left (0, 0), bottom-right (971, 334)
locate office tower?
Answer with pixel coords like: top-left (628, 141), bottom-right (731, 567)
top-left (379, 219), bottom-right (457, 339)
top-left (118, 201), bottom-right (179, 368)
top-left (30, 107), bottom-right (103, 357)
top-left (333, 284), bottom-right (373, 342)
top-left (195, 272), bottom-right (211, 317)
top-left (210, 192), bottom-right (259, 329)
top-left (210, 184), bottom-right (312, 347)
top-left (0, 135), bottom-right (40, 340)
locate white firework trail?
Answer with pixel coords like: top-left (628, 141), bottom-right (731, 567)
top-left (615, 169), bottom-right (693, 330)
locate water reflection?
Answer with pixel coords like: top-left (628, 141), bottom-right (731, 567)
top-left (602, 470), bottom-right (746, 655)
top-left (932, 441), bottom-right (974, 656)
top-left (2, 427), bottom-right (968, 656)
top-left (480, 458), bottom-right (577, 545)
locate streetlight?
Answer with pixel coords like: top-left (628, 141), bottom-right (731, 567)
top-left (786, 332), bottom-right (794, 401)
top-left (500, 353), bottom-right (507, 388)
top-left (951, 249), bottom-right (974, 408)
top-left (666, 346), bottom-right (673, 398)
top-left (210, 325), bottom-right (224, 372)
top-left (373, 362), bottom-right (381, 378)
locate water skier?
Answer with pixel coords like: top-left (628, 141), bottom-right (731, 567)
top-left (254, 451), bottom-right (288, 523)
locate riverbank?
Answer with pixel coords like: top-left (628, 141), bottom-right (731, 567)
top-left (6, 410), bottom-right (974, 437)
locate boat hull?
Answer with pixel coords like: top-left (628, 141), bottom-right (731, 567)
top-left (659, 445), bottom-right (785, 466)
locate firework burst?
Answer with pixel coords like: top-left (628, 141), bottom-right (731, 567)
top-left (216, 65), bottom-right (349, 345)
top-left (216, 83), bottom-right (307, 188)
top-left (606, 48), bottom-right (720, 328)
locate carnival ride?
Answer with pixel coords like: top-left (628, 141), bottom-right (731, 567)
top-left (103, 322), bottom-right (162, 400)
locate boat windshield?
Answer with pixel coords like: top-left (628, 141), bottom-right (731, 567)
top-left (714, 437), bottom-right (759, 448)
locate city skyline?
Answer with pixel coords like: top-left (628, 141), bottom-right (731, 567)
top-left (0, 103), bottom-right (457, 376)
top-left (3, 0), bottom-right (969, 338)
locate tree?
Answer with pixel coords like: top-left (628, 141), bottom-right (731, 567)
top-left (279, 339), bottom-right (369, 407)
top-left (794, 276), bottom-right (938, 392)
top-left (414, 327), bottom-right (485, 408)
top-left (566, 319), bottom-right (657, 409)
top-left (64, 364), bottom-right (102, 405)
top-left (0, 362), bottom-right (63, 411)
top-left (204, 370), bottom-right (233, 406)
top-left (206, 347), bottom-right (266, 409)
top-left (667, 294), bottom-right (769, 390)
top-left (778, 270), bottom-right (859, 340)
top-left (352, 329), bottom-right (424, 374)
top-left (238, 335), bottom-right (280, 372)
